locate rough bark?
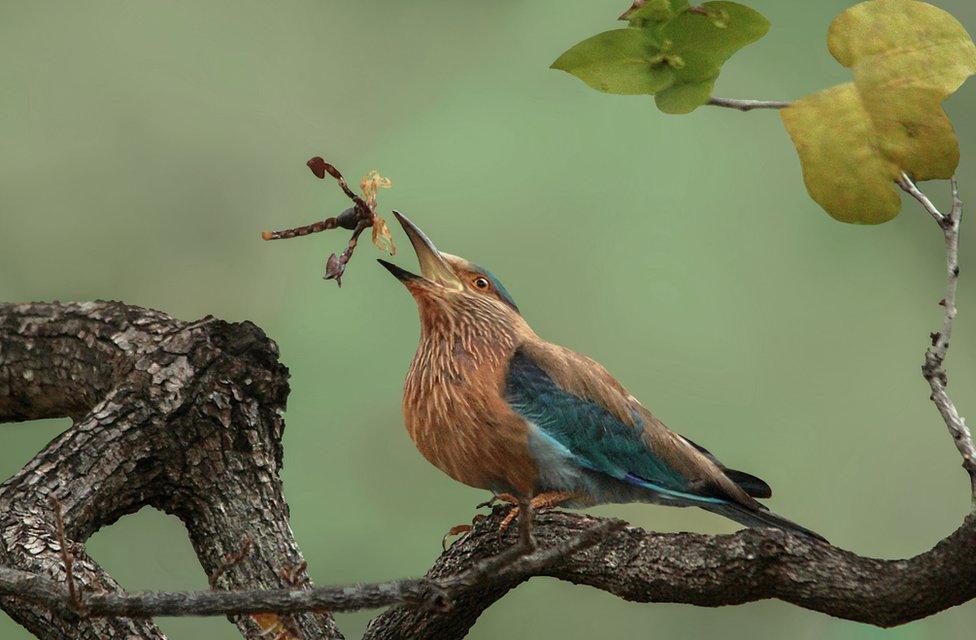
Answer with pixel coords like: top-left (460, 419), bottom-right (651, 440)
top-left (364, 509), bottom-right (976, 640)
top-left (0, 301), bottom-right (341, 640)
top-left (3, 301), bottom-right (976, 640)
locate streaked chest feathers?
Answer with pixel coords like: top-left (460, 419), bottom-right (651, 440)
top-left (402, 295), bottom-right (536, 493)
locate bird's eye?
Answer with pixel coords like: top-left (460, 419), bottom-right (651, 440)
top-left (473, 276), bottom-right (490, 290)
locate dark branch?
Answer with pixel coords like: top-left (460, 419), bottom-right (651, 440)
top-left (0, 301), bottom-right (341, 640)
top-left (0, 565), bottom-right (437, 619)
top-left (0, 513), bottom-right (622, 623)
top-left (364, 509), bottom-right (976, 640)
top-left (5, 300), bottom-right (976, 640)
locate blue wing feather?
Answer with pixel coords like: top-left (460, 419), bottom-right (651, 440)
top-left (504, 347), bottom-right (827, 541)
top-left (504, 347), bottom-right (725, 504)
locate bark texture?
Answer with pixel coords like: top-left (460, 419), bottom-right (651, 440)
top-left (2, 301), bottom-right (976, 640)
top-left (0, 301), bottom-right (340, 640)
top-left (365, 509), bottom-right (976, 640)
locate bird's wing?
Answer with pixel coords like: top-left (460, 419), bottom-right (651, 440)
top-left (504, 341), bottom-right (762, 509)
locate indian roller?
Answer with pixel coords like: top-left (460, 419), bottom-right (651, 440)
top-left (379, 212), bottom-right (825, 545)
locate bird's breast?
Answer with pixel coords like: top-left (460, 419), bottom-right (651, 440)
top-left (402, 331), bottom-right (537, 495)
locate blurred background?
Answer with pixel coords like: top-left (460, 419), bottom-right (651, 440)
top-left (2, 1), bottom-right (975, 638)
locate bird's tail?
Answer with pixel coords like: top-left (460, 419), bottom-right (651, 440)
top-left (701, 502), bottom-right (827, 543)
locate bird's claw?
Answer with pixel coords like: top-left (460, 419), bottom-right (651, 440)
top-left (441, 524), bottom-right (472, 550)
top-left (441, 514), bottom-right (487, 550)
top-left (497, 507), bottom-right (520, 537)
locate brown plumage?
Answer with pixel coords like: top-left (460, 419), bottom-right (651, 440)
top-left (380, 212), bottom-right (825, 542)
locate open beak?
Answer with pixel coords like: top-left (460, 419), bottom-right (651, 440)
top-left (377, 212), bottom-right (461, 289)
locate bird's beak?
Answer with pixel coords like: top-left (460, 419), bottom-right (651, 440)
top-left (377, 212), bottom-right (462, 290)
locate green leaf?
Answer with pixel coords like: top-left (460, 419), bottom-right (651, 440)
top-left (550, 29), bottom-right (675, 95)
top-left (655, 79), bottom-right (715, 114)
top-left (656, 1), bottom-right (770, 111)
top-left (623, 0), bottom-right (690, 28)
top-left (551, 2), bottom-right (769, 113)
top-left (781, 0), bottom-right (976, 224)
top-left (661, 2), bottom-right (770, 81)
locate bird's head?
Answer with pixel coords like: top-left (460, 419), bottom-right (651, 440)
top-left (378, 212), bottom-right (521, 330)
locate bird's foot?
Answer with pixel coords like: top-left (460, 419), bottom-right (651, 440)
top-left (495, 491), bottom-right (578, 536)
top-left (441, 514), bottom-right (486, 550)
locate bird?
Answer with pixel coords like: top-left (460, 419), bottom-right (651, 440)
top-left (378, 212), bottom-right (825, 547)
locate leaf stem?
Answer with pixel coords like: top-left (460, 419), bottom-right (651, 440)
top-left (707, 96), bottom-right (792, 111)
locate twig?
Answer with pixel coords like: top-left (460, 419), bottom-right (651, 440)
top-left (898, 173), bottom-right (946, 225)
top-left (262, 157), bottom-right (392, 286)
top-left (0, 516), bottom-right (621, 621)
top-left (51, 499), bottom-right (83, 615)
top-left (900, 176), bottom-right (976, 507)
top-left (0, 563), bottom-right (436, 618)
top-left (324, 220), bottom-right (369, 286)
top-left (707, 97), bottom-right (792, 111)
top-left (261, 217), bottom-right (343, 241)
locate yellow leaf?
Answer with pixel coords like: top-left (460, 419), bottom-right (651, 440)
top-left (781, 0), bottom-right (976, 223)
top-left (371, 215), bottom-right (397, 255)
top-left (782, 84), bottom-right (901, 224)
top-left (360, 170), bottom-right (392, 210)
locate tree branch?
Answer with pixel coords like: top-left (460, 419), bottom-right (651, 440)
top-left (0, 566), bottom-right (437, 619)
top-left (899, 176), bottom-right (976, 505)
top-left (363, 509), bottom-right (976, 640)
top-left (0, 512), bottom-right (622, 622)
top-left (0, 301), bottom-right (341, 640)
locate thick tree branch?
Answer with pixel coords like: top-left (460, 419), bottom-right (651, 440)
top-left (0, 301), bottom-right (341, 640)
top-left (363, 509), bottom-right (976, 640)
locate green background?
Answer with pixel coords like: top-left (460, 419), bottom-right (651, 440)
top-left (2, 1), bottom-right (975, 638)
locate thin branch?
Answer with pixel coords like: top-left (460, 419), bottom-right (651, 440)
top-left (901, 177), bottom-right (976, 505)
top-left (0, 566), bottom-right (437, 618)
top-left (707, 97), bottom-right (792, 111)
top-left (898, 172), bottom-right (946, 224)
top-left (324, 220), bottom-right (369, 286)
top-left (0, 515), bottom-right (619, 622)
